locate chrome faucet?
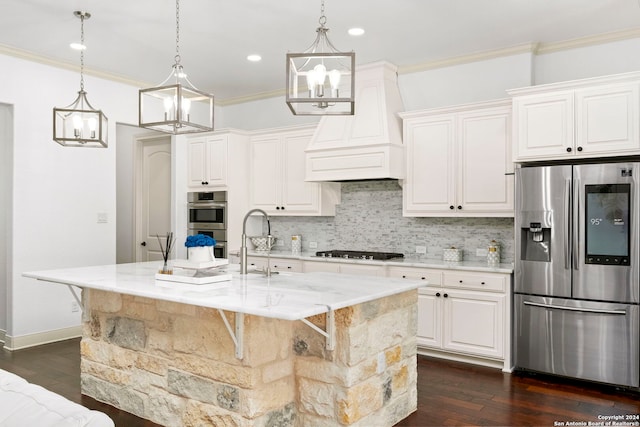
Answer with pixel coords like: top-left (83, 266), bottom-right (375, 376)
top-left (240, 208), bottom-right (272, 275)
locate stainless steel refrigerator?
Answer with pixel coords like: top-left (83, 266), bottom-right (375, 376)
top-left (514, 162), bottom-right (639, 388)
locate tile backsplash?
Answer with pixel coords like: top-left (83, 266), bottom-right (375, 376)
top-left (268, 180), bottom-right (514, 263)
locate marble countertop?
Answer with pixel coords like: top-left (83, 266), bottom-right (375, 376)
top-left (23, 261), bottom-right (424, 321)
top-left (245, 250), bottom-right (514, 274)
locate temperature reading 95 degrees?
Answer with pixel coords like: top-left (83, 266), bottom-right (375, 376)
top-left (590, 218), bottom-right (603, 226)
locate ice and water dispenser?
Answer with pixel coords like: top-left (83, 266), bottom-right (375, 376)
top-left (520, 220), bottom-right (551, 262)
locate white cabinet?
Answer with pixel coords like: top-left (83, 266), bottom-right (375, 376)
top-left (303, 260), bottom-right (385, 277)
top-left (401, 100), bottom-right (513, 217)
top-left (246, 256), bottom-right (303, 273)
top-left (389, 266), bottom-right (510, 370)
top-left (249, 126), bottom-right (340, 216)
top-left (187, 135), bottom-right (228, 189)
top-left (510, 74), bottom-right (640, 161)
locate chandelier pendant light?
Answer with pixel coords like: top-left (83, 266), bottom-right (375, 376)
top-left (138, 0), bottom-right (214, 134)
top-left (53, 11), bottom-right (108, 148)
top-left (286, 0), bottom-right (355, 116)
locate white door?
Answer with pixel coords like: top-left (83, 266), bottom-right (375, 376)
top-left (137, 136), bottom-right (172, 262)
top-left (281, 131), bottom-right (319, 213)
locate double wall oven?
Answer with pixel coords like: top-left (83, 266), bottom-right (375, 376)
top-left (187, 191), bottom-right (227, 258)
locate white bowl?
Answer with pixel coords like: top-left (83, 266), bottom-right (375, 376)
top-left (249, 236), bottom-right (277, 251)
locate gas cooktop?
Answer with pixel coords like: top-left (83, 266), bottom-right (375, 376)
top-left (315, 250), bottom-right (404, 261)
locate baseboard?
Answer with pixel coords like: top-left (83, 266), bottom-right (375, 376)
top-left (417, 347), bottom-right (506, 371)
top-left (0, 329), bottom-right (5, 345)
top-left (3, 325), bottom-right (82, 351)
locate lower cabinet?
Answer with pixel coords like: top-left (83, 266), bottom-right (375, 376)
top-left (389, 266), bottom-right (510, 371)
top-left (304, 260), bottom-right (385, 277)
top-left (246, 256), bottom-right (302, 273)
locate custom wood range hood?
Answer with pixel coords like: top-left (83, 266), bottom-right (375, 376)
top-left (305, 61), bottom-right (405, 182)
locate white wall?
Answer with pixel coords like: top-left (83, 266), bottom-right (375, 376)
top-left (0, 54), bottom-right (139, 349)
top-left (534, 37), bottom-right (640, 85)
top-left (0, 103), bottom-right (13, 340)
top-left (219, 96), bottom-right (319, 130)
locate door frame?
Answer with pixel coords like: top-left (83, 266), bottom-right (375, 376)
top-left (133, 133), bottom-right (173, 262)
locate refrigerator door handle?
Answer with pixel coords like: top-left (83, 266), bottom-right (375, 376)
top-left (573, 178), bottom-right (580, 271)
top-left (523, 301), bottom-right (627, 315)
top-left (564, 178), bottom-right (571, 270)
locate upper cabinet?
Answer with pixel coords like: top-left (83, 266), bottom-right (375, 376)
top-left (509, 73), bottom-right (640, 162)
top-left (400, 100), bottom-right (514, 217)
top-left (249, 126), bottom-right (340, 216)
top-left (187, 135), bottom-right (228, 189)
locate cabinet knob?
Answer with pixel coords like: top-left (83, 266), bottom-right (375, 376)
top-left (281, 206), bottom-right (285, 210)
top-left (457, 205), bottom-right (462, 210)
top-left (449, 205), bottom-right (455, 210)
top-left (443, 293), bottom-right (449, 298)
top-left (421, 277), bottom-right (426, 280)
top-left (459, 280), bottom-right (463, 283)
top-left (287, 266), bottom-right (292, 269)
top-left (402, 275), bottom-right (406, 278)
top-left (276, 207), bottom-right (280, 210)
top-left (577, 146), bottom-right (583, 152)
top-left (140, 241), bottom-right (146, 247)
top-left (566, 147), bottom-right (572, 152)
top-left (481, 281), bottom-right (486, 285)
top-left (436, 292), bottom-right (441, 297)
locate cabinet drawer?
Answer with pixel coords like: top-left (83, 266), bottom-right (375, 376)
top-left (388, 267), bottom-right (442, 286)
top-left (271, 259), bottom-right (303, 273)
top-left (443, 271), bottom-right (505, 292)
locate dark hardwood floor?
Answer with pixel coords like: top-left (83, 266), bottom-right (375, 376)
top-left (1, 338), bottom-right (638, 427)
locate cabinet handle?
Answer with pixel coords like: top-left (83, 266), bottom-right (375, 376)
top-left (443, 293), bottom-right (449, 298)
top-left (566, 147), bottom-right (572, 152)
top-left (281, 206), bottom-right (285, 210)
top-left (287, 266), bottom-right (292, 269)
top-left (449, 205), bottom-right (455, 210)
top-left (402, 275), bottom-right (406, 278)
top-left (481, 281), bottom-right (485, 285)
top-left (276, 207), bottom-right (280, 210)
top-left (577, 146), bottom-right (583, 152)
top-left (421, 277), bottom-right (426, 280)
top-left (436, 292), bottom-right (441, 297)
top-left (140, 241), bottom-right (147, 246)
top-left (457, 205), bottom-right (462, 210)
top-left (459, 280), bottom-right (463, 283)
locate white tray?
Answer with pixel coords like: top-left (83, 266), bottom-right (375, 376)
top-left (155, 269), bottom-right (232, 286)
top-left (172, 258), bottom-right (229, 270)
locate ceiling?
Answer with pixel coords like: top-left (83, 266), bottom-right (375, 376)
top-left (2, 0), bottom-right (640, 102)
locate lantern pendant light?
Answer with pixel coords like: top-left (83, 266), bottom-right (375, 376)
top-left (286, 0), bottom-right (355, 115)
top-left (138, 0), bottom-right (214, 134)
top-left (53, 11), bottom-right (108, 148)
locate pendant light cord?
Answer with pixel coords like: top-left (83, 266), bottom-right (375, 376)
top-left (79, 13), bottom-right (85, 92)
top-left (174, 0), bottom-right (181, 66)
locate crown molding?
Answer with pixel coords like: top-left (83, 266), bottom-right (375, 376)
top-left (535, 27), bottom-right (640, 54)
top-left (3, 26), bottom-right (640, 106)
top-left (0, 42), bottom-right (150, 88)
top-left (398, 43), bottom-right (539, 75)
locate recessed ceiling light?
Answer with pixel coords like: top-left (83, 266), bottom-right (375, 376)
top-left (348, 28), bottom-right (365, 36)
top-left (70, 42), bottom-right (86, 50)
top-left (247, 54), bottom-right (262, 62)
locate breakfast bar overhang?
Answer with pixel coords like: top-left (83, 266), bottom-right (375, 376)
top-left (24, 262), bottom-right (422, 427)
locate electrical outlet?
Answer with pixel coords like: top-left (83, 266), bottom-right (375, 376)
top-left (415, 246), bottom-right (427, 254)
top-left (309, 241), bottom-right (318, 249)
top-left (476, 248), bottom-right (488, 257)
top-left (71, 301), bottom-right (80, 313)
top-left (97, 212), bottom-right (108, 223)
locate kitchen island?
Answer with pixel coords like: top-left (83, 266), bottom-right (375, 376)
top-left (24, 261), bottom-right (422, 427)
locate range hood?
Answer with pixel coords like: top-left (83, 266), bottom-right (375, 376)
top-left (305, 61), bottom-right (405, 182)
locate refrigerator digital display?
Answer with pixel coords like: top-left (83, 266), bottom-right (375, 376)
top-left (585, 184), bottom-right (630, 265)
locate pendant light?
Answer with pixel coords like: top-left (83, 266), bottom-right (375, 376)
top-left (53, 11), bottom-right (108, 148)
top-left (286, 0), bottom-right (355, 116)
top-left (138, 0), bottom-right (214, 134)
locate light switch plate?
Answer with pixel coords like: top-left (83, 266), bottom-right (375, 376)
top-left (97, 212), bottom-right (108, 223)
top-left (415, 246), bottom-right (427, 254)
top-left (309, 241), bottom-right (318, 249)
